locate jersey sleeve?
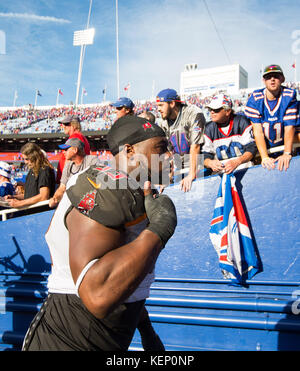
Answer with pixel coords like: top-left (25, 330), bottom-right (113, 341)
top-left (66, 165), bottom-right (146, 229)
top-left (189, 109), bottom-right (206, 145)
top-left (244, 93), bottom-right (262, 124)
top-left (236, 116), bottom-right (257, 156)
top-left (283, 89), bottom-right (298, 126)
top-left (202, 122), bottom-right (216, 160)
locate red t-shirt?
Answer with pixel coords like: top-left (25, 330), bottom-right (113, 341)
top-left (56, 132), bottom-right (91, 183)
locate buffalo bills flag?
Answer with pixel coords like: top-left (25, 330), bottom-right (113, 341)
top-left (210, 173), bottom-right (260, 284)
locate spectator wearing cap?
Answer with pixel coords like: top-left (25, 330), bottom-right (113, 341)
top-left (245, 64), bottom-right (299, 171)
top-left (49, 138), bottom-right (100, 208)
top-left (57, 115), bottom-right (91, 183)
top-left (156, 88), bottom-right (206, 192)
top-left (203, 94), bottom-right (257, 174)
top-left (111, 97), bottom-right (135, 120)
top-left (0, 161), bottom-right (15, 197)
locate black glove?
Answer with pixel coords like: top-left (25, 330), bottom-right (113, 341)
top-left (144, 191), bottom-right (177, 247)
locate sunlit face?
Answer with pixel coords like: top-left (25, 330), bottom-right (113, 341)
top-left (156, 101), bottom-right (173, 120)
top-left (64, 146), bottom-right (77, 161)
top-left (60, 123), bottom-right (70, 134)
top-left (209, 107), bottom-right (231, 124)
top-left (263, 73), bottom-right (284, 95)
top-left (131, 137), bottom-right (172, 185)
top-left (115, 106), bottom-right (131, 119)
top-left (22, 154), bottom-right (33, 169)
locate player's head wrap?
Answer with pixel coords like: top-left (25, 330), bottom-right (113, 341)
top-left (107, 115), bottom-right (166, 156)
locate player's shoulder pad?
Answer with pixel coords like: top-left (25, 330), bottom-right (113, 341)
top-left (66, 164), bottom-right (145, 228)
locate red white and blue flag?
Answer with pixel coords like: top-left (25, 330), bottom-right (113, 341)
top-left (210, 173), bottom-right (259, 284)
top-left (124, 83), bottom-right (130, 91)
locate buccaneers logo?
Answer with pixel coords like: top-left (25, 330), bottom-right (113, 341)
top-left (78, 190), bottom-right (96, 214)
top-left (142, 122), bottom-right (152, 130)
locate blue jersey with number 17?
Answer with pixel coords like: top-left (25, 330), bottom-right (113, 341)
top-left (244, 87), bottom-right (298, 148)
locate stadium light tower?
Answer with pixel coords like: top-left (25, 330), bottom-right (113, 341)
top-left (73, 28), bottom-right (95, 107)
top-left (116, 0), bottom-right (120, 98)
top-left (73, 0), bottom-right (94, 107)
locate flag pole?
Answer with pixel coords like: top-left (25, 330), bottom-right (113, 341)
top-left (295, 59), bottom-right (297, 82)
top-left (34, 89), bottom-right (38, 108)
top-left (151, 80), bottom-right (155, 100)
top-left (13, 90), bottom-right (18, 107)
top-left (56, 88), bottom-right (59, 106)
top-left (103, 84), bottom-right (107, 102)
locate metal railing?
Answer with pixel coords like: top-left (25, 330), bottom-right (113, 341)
top-left (1, 143), bottom-right (300, 220)
top-left (0, 200), bottom-right (50, 221)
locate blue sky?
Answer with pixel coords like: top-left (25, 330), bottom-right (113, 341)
top-left (0, 0), bottom-right (299, 107)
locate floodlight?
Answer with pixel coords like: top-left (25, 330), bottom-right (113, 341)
top-left (73, 28), bottom-right (95, 46)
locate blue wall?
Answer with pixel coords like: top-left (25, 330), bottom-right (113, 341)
top-left (0, 157), bottom-right (300, 350)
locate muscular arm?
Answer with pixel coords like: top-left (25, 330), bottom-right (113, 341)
top-left (67, 208), bottom-right (162, 319)
top-left (252, 123), bottom-right (275, 170)
top-left (180, 143), bottom-right (200, 192)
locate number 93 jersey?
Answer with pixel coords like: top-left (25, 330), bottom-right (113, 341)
top-left (244, 87), bottom-right (299, 148)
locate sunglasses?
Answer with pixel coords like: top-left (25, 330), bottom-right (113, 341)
top-left (264, 73), bottom-right (282, 80)
top-left (208, 107), bottom-right (223, 113)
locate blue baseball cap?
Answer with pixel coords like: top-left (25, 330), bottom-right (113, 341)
top-left (59, 138), bottom-right (85, 151)
top-left (156, 88), bottom-right (182, 103)
top-left (111, 97), bottom-right (135, 109)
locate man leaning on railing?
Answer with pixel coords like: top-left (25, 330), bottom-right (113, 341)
top-left (244, 64), bottom-right (300, 172)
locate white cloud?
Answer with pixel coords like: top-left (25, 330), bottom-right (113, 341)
top-left (0, 12), bottom-right (71, 24)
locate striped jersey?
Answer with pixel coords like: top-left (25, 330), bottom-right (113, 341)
top-left (202, 114), bottom-right (256, 161)
top-left (158, 104), bottom-right (206, 168)
top-left (244, 87), bottom-right (298, 148)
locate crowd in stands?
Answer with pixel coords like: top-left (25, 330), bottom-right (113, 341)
top-left (0, 81), bottom-right (299, 136)
top-left (0, 90), bottom-right (251, 135)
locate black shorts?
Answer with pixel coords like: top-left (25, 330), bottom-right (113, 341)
top-left (22, 293), bottom-right (145, 351)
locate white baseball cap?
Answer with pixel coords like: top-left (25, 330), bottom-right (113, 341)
top-left (0, 161), bottom-right (12, 179)
top-left (206, 94), bottom-right (233, 110)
